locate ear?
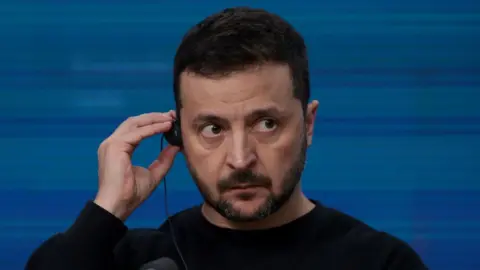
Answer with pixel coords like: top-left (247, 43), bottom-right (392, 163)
top-left (305, 100), bottom-right (319, 146)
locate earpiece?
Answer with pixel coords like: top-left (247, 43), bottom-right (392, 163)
top-left (164, 120), bottom-right (183, 147)
top-left (159, 119), bottom-right (188, 270)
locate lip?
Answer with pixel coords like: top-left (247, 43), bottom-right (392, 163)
top-left (226, 186), bottom-right (264, 192)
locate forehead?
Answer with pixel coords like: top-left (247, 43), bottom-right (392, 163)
top-left (179, 64), bottom-right (296, 119)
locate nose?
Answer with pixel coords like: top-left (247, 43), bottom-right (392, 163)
top-left (225, 131), bottom-right (256, 170)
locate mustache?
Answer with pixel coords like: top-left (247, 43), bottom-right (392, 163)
top-left (217, 169), bottom-right (272, 193)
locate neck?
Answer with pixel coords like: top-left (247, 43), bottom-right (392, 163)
top-left (201, 187), bottom-right (315, 230)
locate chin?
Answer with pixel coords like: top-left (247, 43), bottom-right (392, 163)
top-left (218, 194), bottom-right (276, 222)
top-left (232, 197), bottom-right (265, 210)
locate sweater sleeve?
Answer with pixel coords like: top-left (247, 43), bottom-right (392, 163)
top-left (25, 201), bottom-right (128, 270)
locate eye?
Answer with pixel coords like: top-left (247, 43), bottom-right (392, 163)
top-left (200, 124), bottom-right (223, 138)
top-left (254, 119), bottom-right (278, 132)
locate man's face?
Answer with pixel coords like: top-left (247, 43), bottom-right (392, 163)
top-left (179, 64), bottom-right (317, 222)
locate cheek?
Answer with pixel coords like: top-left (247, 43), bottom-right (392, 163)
top-left (184, 141), bottom-right (225, 188)
top-left (257, 140), bottom-right (297, 187)
top-left (256, 124), bottom-right (303, 188)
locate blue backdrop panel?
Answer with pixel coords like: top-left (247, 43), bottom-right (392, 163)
top-left (0, 1), bottom-right (479, 269)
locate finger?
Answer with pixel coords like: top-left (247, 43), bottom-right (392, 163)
top-left (148, 145), bottom-right (180, 184)
top-left (168, 110), bottom-right (177, 119)
top-left (114, 112), bottom-right (173, 135)
top-left (120, 122), bottom-right (172, 145)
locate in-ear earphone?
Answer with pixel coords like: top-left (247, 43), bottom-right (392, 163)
top-left (164, 120), bottom-right (183, 147)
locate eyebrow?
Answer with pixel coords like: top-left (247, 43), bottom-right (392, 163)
top-left (192, 106), bottom-right (287, 126)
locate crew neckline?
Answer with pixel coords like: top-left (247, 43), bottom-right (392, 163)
top-left (193, 200), bottom-right (324, 244)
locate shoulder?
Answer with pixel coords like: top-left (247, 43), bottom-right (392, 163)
top-left (316, 204), bottom-right (427, 269)
top-left (161, 205), bottom-right (203, 229)
top-left (121, 205), bottom-right (202, 244)
top-left (114, 205), bottom-right (202, 268)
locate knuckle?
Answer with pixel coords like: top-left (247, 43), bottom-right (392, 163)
top-left (99, 137), bottom-right (120, 150)
top-left (98, 139), bottom-right (112, 152)
top-left (98, 139), bottom-right (108, 150)
top-left (126, 116), bottom-right (136, 123)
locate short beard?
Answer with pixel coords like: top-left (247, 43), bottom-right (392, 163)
top-left (186, 133), bottom-right (307, 222)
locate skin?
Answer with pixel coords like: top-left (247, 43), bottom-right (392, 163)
top-left (178, 63), bottom-right (319, 230)
top-left (95, 111), bottom-right (181, 221)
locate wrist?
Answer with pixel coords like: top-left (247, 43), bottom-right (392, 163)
top-left (93, 196), bottom-right (129, 221)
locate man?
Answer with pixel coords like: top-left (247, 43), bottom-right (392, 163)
top-left (26, 7), bottom-right (427, 270)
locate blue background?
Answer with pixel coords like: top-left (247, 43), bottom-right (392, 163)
top-left (1, 1), bottom-right (479, 269)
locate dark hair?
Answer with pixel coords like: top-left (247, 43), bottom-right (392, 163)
top-left (173, 7), bottom-right (310, 114)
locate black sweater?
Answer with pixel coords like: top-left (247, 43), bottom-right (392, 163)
top-left (25, 200), bottom-right (427, 270)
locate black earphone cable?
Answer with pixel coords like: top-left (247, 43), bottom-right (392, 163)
top-left (160, 134), bottom-right (189, 270)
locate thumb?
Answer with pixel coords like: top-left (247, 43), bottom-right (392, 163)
top-left (148, 145), bottom-right (180, 184)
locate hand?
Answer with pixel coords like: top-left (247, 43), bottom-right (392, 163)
top-left (94, 111), bottom-right (180, 221)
